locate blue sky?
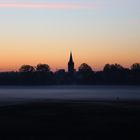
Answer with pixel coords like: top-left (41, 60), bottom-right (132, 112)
top-left (0, 0), bottom-right (140, 71)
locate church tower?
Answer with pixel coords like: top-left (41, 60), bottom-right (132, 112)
top-left (68, 52), bottom-right (74, 74)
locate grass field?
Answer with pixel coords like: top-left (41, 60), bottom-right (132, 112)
top-left (0, 100), bottom-right (140, 139)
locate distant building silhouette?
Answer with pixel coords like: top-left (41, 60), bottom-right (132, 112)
top-left (68, 52), bottom-right (75, 74)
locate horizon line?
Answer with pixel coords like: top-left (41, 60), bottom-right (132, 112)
top-left (0, 63), bottom-right (138, 73)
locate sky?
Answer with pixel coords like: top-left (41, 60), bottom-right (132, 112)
top-left (0, 0), bottom-right (140, 71)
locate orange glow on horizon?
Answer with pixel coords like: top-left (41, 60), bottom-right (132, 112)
top-left (0, 38), bottom-right (140, 72)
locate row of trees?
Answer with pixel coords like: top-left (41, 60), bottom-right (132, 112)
top-left (19, 64), bottom-right (50, 73)
top-left (19, 63), bottom-right (140, 73)
top-left (0, 63), bottom-right (139, 85)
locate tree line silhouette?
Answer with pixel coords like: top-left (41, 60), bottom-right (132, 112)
top-left (0, 63), bottom-right (140, 85)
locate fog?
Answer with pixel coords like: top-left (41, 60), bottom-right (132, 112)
top-left (0, 86), bottom-right (140, 106)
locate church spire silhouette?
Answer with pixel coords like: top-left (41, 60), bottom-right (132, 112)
top-left (70, 52), bottom-right (73, 62)
top-left (68, 52), bottom-right (75, 74)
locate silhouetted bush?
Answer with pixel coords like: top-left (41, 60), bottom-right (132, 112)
top-left (54, 69), bottom-right (66, 85)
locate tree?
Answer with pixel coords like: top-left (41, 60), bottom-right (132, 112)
top-left (36, 64), bottom-right (50, 72)
top-left (78, 63), bottom-right (94, 84)
top-left (104, 64), bottom-right (124, 72)
top-left (78, 63), bottom-right (93, 73)
top-left (103, 64), bottom-right (111, 72)
top-left (55, 69), bottom-right (65, 74)
top-left (19, 65), bottom-right (35, 73)
top-left (131, 63), bottom-right (140, 71)
top-left (55, 69), bottom-right (66, 84)
top-left (130, 63), bottom-right (140, 84)
top-left (103, 64), bottom-right (126, 84)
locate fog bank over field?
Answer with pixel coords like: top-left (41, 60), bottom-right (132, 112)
top-left (0, 86), bottom-right (140, 106)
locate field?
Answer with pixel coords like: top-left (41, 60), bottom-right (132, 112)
top-left (0, 100), bottom-right (140, 140)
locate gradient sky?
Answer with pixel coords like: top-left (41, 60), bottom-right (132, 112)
top-left (0, 0), bottom-right (140, 71)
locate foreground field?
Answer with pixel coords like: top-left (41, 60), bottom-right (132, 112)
top-left (0, 100), bottom-right (140, 140)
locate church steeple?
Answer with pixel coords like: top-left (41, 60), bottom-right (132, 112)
top-left (68, 52), bottom-right (74, 74)
top-left (69, 52), bottom-right (73, 63)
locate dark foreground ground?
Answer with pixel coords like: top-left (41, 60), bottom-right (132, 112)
top-left (0, 100), bottom-right (140, 140)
